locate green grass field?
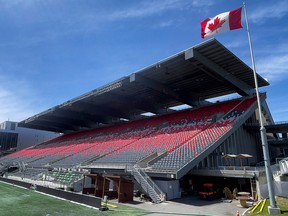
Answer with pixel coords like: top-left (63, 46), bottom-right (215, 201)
top-left (0, 182), bottom-right (149, 216)
top-left (247, 197), bottom-right (288, 216)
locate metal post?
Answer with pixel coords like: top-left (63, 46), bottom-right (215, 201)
top-left (243, 1), bottom-right (279, 213)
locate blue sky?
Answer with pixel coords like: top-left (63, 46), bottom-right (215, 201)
top-left (0, 0), bottom-right (287, 123)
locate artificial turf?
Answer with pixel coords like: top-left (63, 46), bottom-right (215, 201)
top-left (247, 197), bottom-right (288, 216)
top-left (0, 181), bottom-right (149, 216)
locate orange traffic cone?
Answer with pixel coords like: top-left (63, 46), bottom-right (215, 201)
top-left (235, 211), bottom-right (240, 216)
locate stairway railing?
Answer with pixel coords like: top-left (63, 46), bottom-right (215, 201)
top-left (128, 164), bottom-right (165, 203)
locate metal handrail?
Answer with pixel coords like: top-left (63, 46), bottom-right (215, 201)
top-left (137, 167), bottom-right (164, 197)
top-left (245, 121), bottom-right (288, 126)
top-left (132, 165), bottom-right (165, 201)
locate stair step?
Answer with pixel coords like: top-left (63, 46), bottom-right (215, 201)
top-left (130, 165), bottom-right (165, 203)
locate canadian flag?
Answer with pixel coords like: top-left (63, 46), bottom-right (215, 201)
top-left (201, 7), bottom-right (242, 39)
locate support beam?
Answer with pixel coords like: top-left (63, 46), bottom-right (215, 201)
top-left (261, 99), bottom-right (274, 125)
top-left (23, 119), bottom-right (79, 132)
top-left (26, 109), bottom-right (105, 127)
top-left (185, 48), bottom-right (255, 96)
top-left (75, 101), bottom-right (131, 120)
top-left (17, 122), bottom-right (69, 133)
top-left (38, 115), bottom-right (94, 129)
top-left (56, 109), bottom-right (111, 125)
top-left (109, 92), bottom-right (162, 115)
top-left (36, 115), bottom-right (97, 131)
top-left (130, 73), bottom-right (202, 107)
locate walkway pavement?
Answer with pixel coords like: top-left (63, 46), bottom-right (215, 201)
top-left (122, 196), bottom-right (250, 216)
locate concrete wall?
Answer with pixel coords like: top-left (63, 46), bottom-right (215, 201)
top-left (0, 121), bottom-right (17, 130)
top-left (0, 121), bottom-right (60, 151)
top-left (154, 179), bottom-right (180, 200)
top-left (0, 131), bottom-right (18, 151)
top-left (16, 126), bottom-right (60, 150)
top-left (259, 181), bottom-right (288, 199)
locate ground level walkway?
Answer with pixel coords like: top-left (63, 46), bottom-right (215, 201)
top-left (121, 196), bottom-right (250, 216)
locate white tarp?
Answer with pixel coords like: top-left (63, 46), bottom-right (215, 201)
top-left (259, 181), bottom-right (288, 198)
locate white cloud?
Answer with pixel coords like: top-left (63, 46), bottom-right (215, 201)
top-left (108, 0), bottom-right (215, 21)
top-left (191, 0), bottom-right (214, 7)
top-left (248, 43), bottom-right (288, 83)
top-left (249, 1), bottom-right (288, 23)
top-left (0, 1), bottom-right (189, 48)
top-left (256, 43), bottom-right (288, 55)
top-left (257, 54), bottom-right (288, 82)
top-left (108, 0), bottom-right (186, 20)
top-left (0, 0), bottom-right (35, 9)
top-left (225, 39), bottom-right (246, 49)
top-left (0, 75), bottom-right (43, 123)
top-left (267, 99), bottom-right (288, 122)
top-left (0, 0), bottom-right (217, 48)
top-left (158, 20), bottom-right (174, 27)
top-left (273, 107), bottom-right (288, 115)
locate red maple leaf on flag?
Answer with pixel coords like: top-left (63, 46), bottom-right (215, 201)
top-left (208, 17), bottom-right (226, 32)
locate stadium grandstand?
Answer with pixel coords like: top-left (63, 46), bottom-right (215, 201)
top-left (1, 39), bottom-right (287, 204)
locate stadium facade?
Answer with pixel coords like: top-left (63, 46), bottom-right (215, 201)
top-left (1, 39), bottom-right (287, 203)
top-left (0, 121), bottom-right (59, 154)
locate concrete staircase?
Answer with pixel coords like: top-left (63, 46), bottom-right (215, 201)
top-left (129, 165), bottom-right (165, 203)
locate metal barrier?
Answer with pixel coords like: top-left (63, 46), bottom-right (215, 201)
top-left (0, 177), bottom-right (101, 208)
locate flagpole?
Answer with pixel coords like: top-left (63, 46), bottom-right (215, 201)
top-left (243, 0), bottom-right (279, 213)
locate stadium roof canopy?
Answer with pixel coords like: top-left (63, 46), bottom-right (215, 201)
top-left (18, 39), bottom-right (269, 133)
